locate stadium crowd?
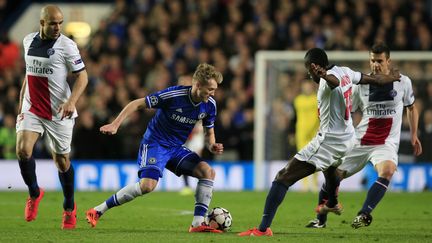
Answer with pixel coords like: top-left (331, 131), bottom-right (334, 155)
top-left (0, 0), bottom-right (432, 162)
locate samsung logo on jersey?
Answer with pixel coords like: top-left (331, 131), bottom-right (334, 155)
top-left (26, 65), bottom-right (54, 74)
top-left (170, 114), bottom-right (197, 124)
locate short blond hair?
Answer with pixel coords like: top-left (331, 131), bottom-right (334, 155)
top-left (192, 63), bottom-right (223, 85)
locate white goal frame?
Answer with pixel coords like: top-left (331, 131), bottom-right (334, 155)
top-left (254, 51), bottom-right (432, 190)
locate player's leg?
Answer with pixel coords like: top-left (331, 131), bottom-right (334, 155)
top-left (183, 175), bottom-right (190, 187)
top-left (165, 147), bottom-right (221, 232)
top-left (190, 161), bottom-right (219, 229)
top-left (240, 133), bottom-right (335, 236)
top-left (102, 177), bottom-right (156, 213)
top-left (353, 159), bottom-right (395, 228)
top-left (309, 145), bottom-right (371, 227)
top-left (53, 153), bottom-right (74, 209)
top-left (16, 131), bottom-right (41, 199)
top-left (44, 118), bottom-right (76, 212)
top-left (261, 158), bottom-right (316, 230)
top-left (16, 113), bottom-right (45, 222)
top-left (52, 152), bottom-right (77, 229)
top-left (86, 177), bottom-right (156, 227)
top-left (352, 145), bottom-right (397, 228)
top-left (320, 166), bottom-right (344, 209)
top-left (359, 160), bottom-right (395, 214)
top-left (44, 118), bottom-right (77, 228)
top-left (86, 142), bottom-right (164, 227)
top-left (239, 158), bottom-right (316, 236)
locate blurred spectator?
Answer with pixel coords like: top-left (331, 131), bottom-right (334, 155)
top-left (0, 33), bottom-right (19, 73)
top-left (418, 108), bottom-right (432, 162)
top-left (214, 109), bottom-right (239, 162)
top-left (72, 109), bottom-right (102, 159)
top-left (0, 113), bottom-right (16, 159)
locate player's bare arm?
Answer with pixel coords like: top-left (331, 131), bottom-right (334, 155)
top-left (358, 69), bottom-right (400, 85)
top-left (204, 127), bottom-right (223, 155)
top-left (310, 63), bottom-right (339, 88)
top-left (18, 77), bottom-right (26, 115)
top-left (58, 70), bottom-right (88, 119)
top-left (100, 98), bottom-right (147, 135)
top-left (406, 104), bottom-right (422, 156)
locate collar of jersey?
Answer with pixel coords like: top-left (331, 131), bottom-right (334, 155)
top-left (37, 32), bottom-right (61, 42)
top-left (188, 87), bottom-right (201, 107)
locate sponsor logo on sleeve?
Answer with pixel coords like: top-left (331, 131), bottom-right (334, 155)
top-left (149, 96), bottom-right (158, 106)
top-left (73, 59), bottom-right (83, 65)
top-left (148, 158), bottom-right (157, 164)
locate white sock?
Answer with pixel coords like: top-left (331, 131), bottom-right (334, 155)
top-left (191, 179), bottom-right (214, 227)
top-left (192, 216), bottom-right (205, 227)
top-left (94, 202), bottom-right (109, 214)
top-left (96, 182), bottom-right (143, 214)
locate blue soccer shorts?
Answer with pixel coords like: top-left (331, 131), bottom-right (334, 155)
top-left (136, 141), bottom-right (202, 180)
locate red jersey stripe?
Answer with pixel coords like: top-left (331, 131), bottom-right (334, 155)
top-left (360, 118), bottom-right (392, 145)
top-left (28, 75), bottom-right (52, 120)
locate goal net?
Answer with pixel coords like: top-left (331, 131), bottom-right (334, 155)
top-left (254, 51), bottom-right (432, 190)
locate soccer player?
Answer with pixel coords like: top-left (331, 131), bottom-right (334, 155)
top-left (306, 43), bottom-right (422, 229)
top-left (238, 47), bottom-right (400, 237)
top-left (16, 5), bottom-right (88, 229)
top-left (85, 63), bottom-right (224, 233)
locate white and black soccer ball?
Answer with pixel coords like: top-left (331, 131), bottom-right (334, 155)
top-left (207, 207), bottom-right (232, 231)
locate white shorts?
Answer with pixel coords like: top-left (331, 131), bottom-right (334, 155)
top-left (185, 131), bottom-right (204, 152)
top-left (294, 132), bottom-right (355, 171)
top-left (338, 143), bottom-right (398, 178)
top-left (16, 112), bottom-right (75, 154)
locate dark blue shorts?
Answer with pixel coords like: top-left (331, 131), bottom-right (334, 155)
top-left (136, 141), bottom-right (202, 180)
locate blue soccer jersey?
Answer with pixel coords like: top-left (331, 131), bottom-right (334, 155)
top-left (143, 85), bottom-right (216, 147)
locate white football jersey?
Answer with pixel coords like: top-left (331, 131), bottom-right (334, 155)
top-left (317, 65), bottom-right (362, 136)
top-left (352, 74), bottom-right (414, 148)
top-left (22, 32), bottom-right (85, 121)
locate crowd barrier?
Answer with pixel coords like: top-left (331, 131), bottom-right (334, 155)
top-left (0, 160), bottom-right (430, 191)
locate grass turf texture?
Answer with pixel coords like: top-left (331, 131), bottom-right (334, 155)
top-left (0, 191), bottom-right (431, 242)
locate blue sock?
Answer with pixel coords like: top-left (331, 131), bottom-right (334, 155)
top-left (59, 165), bottom-right (75, 210)
top-left (317, 183), bottom-right (328, 224)
top-left (106, 194), bottom-right (120, 208)
top-left (360, 177), bottom-right (389, 214)
top-left (18, 157), bottom-right (39, 198)
top-left (258, 181), bottom-right (288, 232)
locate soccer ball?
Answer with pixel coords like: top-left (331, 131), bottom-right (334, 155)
top-left (207, 207), bottom-right (232, 231)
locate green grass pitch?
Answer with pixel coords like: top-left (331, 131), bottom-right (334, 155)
top-left (0, 191), bottom-right (431, 242)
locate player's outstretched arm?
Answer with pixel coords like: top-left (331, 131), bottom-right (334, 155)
top-left (204, 127), bottom-right (224, 155)
top-left (406, 104), bottom-right (422, 156)
top-left (100, 98), bottom-right (147, 135)
top-left (359, 68), bottom-right (400, 85)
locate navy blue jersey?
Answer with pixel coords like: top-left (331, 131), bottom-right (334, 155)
top-left (143, 85), bottom-right (216, 147)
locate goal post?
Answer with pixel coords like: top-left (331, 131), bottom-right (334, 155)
top-left (254, 50), bottom-right (432, 190)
